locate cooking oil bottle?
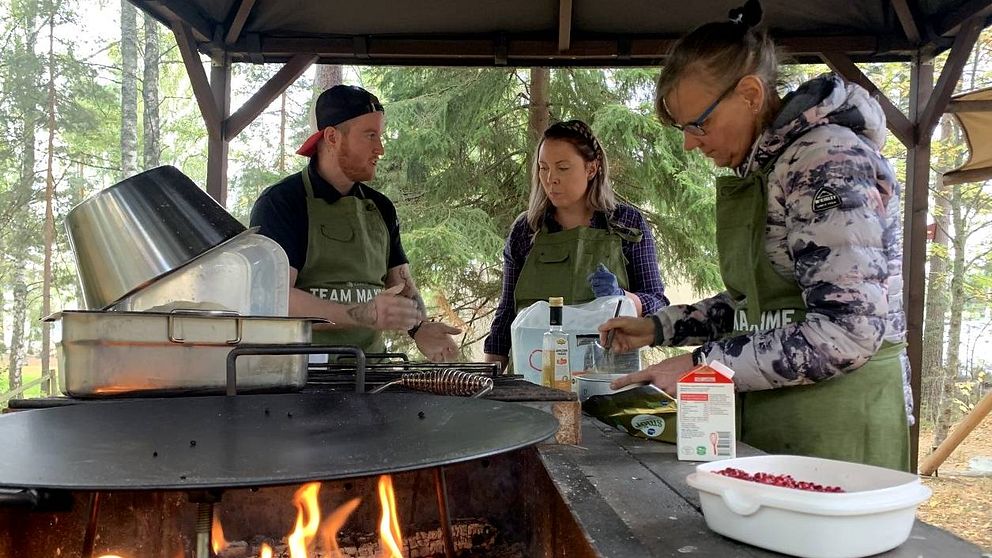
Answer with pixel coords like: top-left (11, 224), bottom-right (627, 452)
top-left (541, 297), bottom-right (571, 390)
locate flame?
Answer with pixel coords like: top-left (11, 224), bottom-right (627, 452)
top-left (320, 497), bottom-right (361, 557)
top-left (211, 512), bottom-right (229, 554)
top-left (181, 478), bottom-right (402, 558)
top-left (377, 475), bottom-right (405, 558)
top-left (287, 482), bottom-right (322, 557)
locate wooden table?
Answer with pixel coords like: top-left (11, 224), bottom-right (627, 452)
top-left (538, 417), bottom-right (987, 558)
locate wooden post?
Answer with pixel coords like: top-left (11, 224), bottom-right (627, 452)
top-left (919, 390), bottom-right (992, 475)
top-left (905, 52), bottom-right (934, 471)
top-left (207, 53), bottom-right (231, 205)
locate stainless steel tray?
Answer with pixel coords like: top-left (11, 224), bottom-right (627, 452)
top-left (45, 310), bottom-right (325, 397)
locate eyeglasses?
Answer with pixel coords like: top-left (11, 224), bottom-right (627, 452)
top-left (671, 81), bottom-right (739, 137)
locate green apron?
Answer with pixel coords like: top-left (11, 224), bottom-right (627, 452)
top-left (296, 167), bottom-right (389, 354)
top-left (513, 217), bottom-right (638, 312)
top-left (715, 161), bottom-right (910, 471)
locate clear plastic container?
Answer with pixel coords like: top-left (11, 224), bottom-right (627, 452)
top-left (110, 233), bottom-right (289, 316)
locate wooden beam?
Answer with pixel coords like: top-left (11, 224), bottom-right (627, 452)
top-left (919, 17), bottom-right (983, 138)
top-left (819, 51), bottom-right (914, 147)
top-left (919, 390), bottom-right (992, 475)
top-left (220, 34), bottom-right (915, 64)
top-left (225, 54), bottom-right (317, 140)
top-left (946, 99), bottom-right (992, 112)
top-left (932, 0), bottom-right (992, 38)
top-left (171, 21), bottom-right (222, 140)
top-left (558, 0), bottom-right (572, 52)
top-left (137, 0), bottom-right (213, 42)
top-left (904, 53), bottom-right (934, 472)
top-left (891, 0), bottom-right (923, 43)
top-left (224, 0), bottom-right (256, 45)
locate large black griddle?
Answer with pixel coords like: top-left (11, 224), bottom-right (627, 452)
top-left (0, 393), bottom-right (558, 490)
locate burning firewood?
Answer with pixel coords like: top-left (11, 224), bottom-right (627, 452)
top-left (232, 518), bottom-right (498, 558)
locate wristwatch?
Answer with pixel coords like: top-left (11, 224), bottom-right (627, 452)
top-left (408, 320), bottom-right (424, 339)
top-left (691, 346), bottom-right (707, 366)
top-left (649, 314), bottom-right (665, 347)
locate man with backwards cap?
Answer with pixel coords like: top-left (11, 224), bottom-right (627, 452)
top-left (250, 85), bottom-right (460, 361)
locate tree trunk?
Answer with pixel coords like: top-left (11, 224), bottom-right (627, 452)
top-left (7, 267), bottom-right (27, 392)
top-left (527, 68), bottom-right (550, 186)
top-left (142, 12), bottom-right (160, 169)
top-left (120, 0), bottom-right (139, 178)
top-left (315, 65), bottom-right (343, 92)
top-left (310, 65), bottom-right (343, 131)
top-left (932, 181), bottom-right (967, 446)
top-left (40, 11), bottom-right (57, 396)
top-left (921, 121), bottom-right (954, 427)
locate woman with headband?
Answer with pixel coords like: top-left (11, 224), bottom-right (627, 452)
top-left (484, 120), bottom-right (669, 369)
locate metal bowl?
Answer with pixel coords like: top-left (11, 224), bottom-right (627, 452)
top-left (65, 166), bottom-right (246, 309)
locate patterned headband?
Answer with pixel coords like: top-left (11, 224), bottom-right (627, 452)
top-left (550, 120), bottom-right (604, 162)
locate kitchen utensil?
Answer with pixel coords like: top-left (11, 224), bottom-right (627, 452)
top-left (686, 455), bottom-right (932, 558)
top-left (599, 299), bottom-right (625, 370)
top-left (371, 369), bottom-right (494, 397)
top-left (0, 393), bottom-right (558, 490)
top-left (109, 232), bottom-right (290, 316)
top-left (65, 165), bottom-right (246, 310)
top-left (45, 310), bottom-right (324, 397)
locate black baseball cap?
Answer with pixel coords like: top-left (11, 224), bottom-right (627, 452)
top-left (296, 85), bottom-right (385, 157)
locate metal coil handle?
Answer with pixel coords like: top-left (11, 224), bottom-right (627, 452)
top-left (371, 369), bottom-right (494, 398)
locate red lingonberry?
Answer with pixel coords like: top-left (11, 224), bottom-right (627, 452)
top-left (715, 468), bottom-right (845, 493)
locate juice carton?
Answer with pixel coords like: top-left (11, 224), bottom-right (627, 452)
top-left (677, 360), bottom-right (736, 461)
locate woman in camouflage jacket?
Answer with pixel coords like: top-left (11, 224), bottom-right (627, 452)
top-left (601, 0), bottom-right (911, 470)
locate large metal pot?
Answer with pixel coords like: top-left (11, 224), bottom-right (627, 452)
top-left (65, 165), bottom-right (246, 309)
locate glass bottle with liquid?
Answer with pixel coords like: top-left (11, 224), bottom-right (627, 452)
top-left (541, 297), bottom-right (571, 390)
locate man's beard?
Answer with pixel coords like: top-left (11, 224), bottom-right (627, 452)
top-left (337, 141), bottom-right (374, 182)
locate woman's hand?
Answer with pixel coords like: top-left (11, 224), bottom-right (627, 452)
top-left (598, 316), bottom-right (654, 353)
top-left (609, 353), bottom-right (695, 394)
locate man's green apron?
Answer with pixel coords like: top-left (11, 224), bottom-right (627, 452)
top-left (513, 217), bottom-right (638, 311)
top-left (296, 167), bottom-right (388, 354)
top-left (715, 159), bottom-right (910, 471)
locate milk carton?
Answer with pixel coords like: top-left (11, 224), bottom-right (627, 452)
top-left (676, 360), bottom-right (736, 462)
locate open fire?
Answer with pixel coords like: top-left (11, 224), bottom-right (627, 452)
top-left (94, 476), bottom-right (406, 558)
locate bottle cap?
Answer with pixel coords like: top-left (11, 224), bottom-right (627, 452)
top-left (549, 297), bottom-right (564, 306)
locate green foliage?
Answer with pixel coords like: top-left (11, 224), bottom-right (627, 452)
top-left (359, 66), bottom-right (721, 354)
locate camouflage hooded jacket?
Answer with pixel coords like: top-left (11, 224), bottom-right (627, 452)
top-left (655, 74), bottom-right (911, 418)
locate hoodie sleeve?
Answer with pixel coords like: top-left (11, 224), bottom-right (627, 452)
top-left (650, 292), bottom-right (737, 346)
top-left (697, 127), bottom-right (891, 391)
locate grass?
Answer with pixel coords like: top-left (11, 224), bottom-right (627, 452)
top-left (0, 362), bottom-right (53, 403)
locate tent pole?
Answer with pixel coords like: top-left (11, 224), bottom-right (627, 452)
top-left (905, 51), bottom-right (934, 471)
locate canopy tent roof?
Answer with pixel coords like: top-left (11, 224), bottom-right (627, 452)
top-left (946, 86), bottom-right (992, 184)
top-left (132, 0), bottom-right (992, 66)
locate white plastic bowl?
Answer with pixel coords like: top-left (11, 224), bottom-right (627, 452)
top-left (686, 455), bottom-right (932, 558)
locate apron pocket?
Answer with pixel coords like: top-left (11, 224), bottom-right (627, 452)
top-left (320, 222), bottom-right (355, 243)
top-left (536, 249), bottom-right (570, 265)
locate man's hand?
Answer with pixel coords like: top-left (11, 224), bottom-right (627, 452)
top-left (598, 316), bottom-right (655, 353)
top-left (347, 284), bottom-right (424, 331)
top-left (587, 263), bottom-right (624, 297)
top-left (610, 353), bottom-right (695, 394)
top-left (414, 321), bottom-right (462, 362)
